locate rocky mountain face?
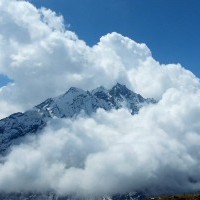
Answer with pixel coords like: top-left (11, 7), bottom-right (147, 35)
top-left (0, 111), bottom-right (46, 154)
top-left (0, 83), bottom-right (156, 155)
top-left (35, 83), bottom-right (155, 118)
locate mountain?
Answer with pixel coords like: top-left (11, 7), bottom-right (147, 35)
top-left (0, 83), bottom-right (156, 155)
top-left (35, 83), bottom-right (156, 118)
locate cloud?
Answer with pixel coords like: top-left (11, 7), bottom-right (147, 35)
top-left (1, 90), bottom-right (200, 196)
top-left (1, 0), bottom-right (200, 197)
top-left (0, 0), bottom-right (199, 118)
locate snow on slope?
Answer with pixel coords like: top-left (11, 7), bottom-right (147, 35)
top-left (35, 83), bottom-right (156, 118)
top-left (0, 83), bottom-right (156, 154)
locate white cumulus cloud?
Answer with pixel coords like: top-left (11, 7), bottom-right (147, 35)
top-left (1, 92), bottom-right (200, 196)
top-left (0, 0), bottom-right (200, 197)
top-left (0, 0), bottom-right (199, 118)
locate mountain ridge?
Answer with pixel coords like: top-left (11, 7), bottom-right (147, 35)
top-left (0, 191), bottom-right (146, 200)
top-left (0, 83), bottom-right (156, 155)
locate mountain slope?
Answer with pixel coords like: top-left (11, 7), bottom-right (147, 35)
top-left (0, 83), bottom-right (156, 154)
top-left (35, 83), bottom-right (156, 118)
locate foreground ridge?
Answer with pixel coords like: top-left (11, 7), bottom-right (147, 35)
top-left (0, 192), bottom-right (146, 200)
top-left (0, 83), bottom-right (156, 154)
top-left (1, 192), bottom-right (200, 200)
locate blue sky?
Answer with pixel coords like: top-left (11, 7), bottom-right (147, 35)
top-left (1, 0), bottom-right (200, 86)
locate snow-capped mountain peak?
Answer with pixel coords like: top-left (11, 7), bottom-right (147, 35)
top-left (110, 82), bottom-right (130, 94)
top-left (0, 84), bottom-right (156, 154)
top-left (91, 86), bottom-right (109, 95)
top-left (62, 87), bottom-right (86, 97)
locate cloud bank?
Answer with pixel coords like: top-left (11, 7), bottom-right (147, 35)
top-left (0, 0), bottom-right (200, 197)
top-left (1, 94), bottom-right (200, 196)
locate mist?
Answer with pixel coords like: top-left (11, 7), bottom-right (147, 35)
top-left (0, 0), bottom-right (200, 197)
top-left (1, 89), bottom-right (200, 196)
